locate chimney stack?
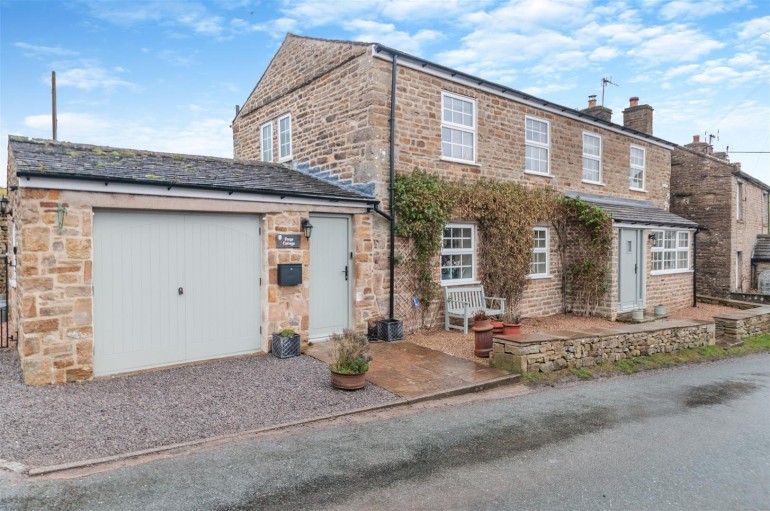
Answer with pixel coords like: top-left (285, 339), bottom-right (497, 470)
top-left (581, 94), bottom-right (612, 122)
top-left (684, 134), bottom-right (711, 155)
top-left (622, 96), bottom-right (653, 135)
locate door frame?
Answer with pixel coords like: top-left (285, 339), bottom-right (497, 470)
top-left (617, 228), bottom-right (645, 312)
top-left (308, 213), bottom-right (353, 341)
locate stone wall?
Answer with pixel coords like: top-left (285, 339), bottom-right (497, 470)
top-left (671, 144), bottom-right (770, 296)
top-left (232, 34), bottom-right (677, 326)
top-left (0, 201), bottom-right (8, 296)
top-left (491, 319), bottom-right (715, 374)
top-left (714, 306), bottom-right (770, 343)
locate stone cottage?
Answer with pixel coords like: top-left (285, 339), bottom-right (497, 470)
top-left (671, 136), bottom-right (770, 295)
top-left (232, 34), bottom-right (697, 327)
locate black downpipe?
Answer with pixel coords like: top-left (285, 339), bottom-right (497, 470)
top-left (693, 228), bottom-right (699, 307)
top-left (388, 54), bottom-right (398, 320)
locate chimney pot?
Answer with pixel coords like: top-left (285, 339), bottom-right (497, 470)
top-left (588, 95), bottom-right (597, 108)
top-left (693, 135), bottom-right (700, 143)
top-left (629, 96), bottom-right (639, 107)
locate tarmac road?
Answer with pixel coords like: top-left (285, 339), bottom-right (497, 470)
top-left (1, 354), bottom-right (768, 510)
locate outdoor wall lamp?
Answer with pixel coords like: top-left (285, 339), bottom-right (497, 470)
top-left (301, 218), bottom-right (313, 240)
top-left (648, 232), bottom-right (658, 241)
top-left (0, 197), bottom-right (12, 218)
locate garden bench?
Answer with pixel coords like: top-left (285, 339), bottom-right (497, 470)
top-left (444, 285), bottom-right (506, 335)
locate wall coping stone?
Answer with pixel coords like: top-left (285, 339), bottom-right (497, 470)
top-left (494, 318), bottom-right (713, 346)
top-left (713, 306), bottom-right (770, 321)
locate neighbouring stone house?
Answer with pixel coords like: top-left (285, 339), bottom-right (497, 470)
top-left (232, 34), bottom-right (697, 326)
top-left (671, 136), bottom-right (770, 296)
top-left (6, 136), bottom-right (378, 384)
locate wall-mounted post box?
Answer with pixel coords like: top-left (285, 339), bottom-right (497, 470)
top-left (277, 264), bottom-right (302, 286)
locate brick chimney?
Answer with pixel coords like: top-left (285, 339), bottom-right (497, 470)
top-left (684, 134), bottom-right (712, 155)
top-left (622, 96), bottom-right (653, 135)
top-left (581, 95), bottom-right (613, 122)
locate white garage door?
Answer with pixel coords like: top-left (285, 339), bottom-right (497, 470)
top-left (93, 211), bottom-right (261, 376)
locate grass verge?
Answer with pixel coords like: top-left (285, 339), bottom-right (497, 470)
top-left (521, 334), bottom-right (770, 385)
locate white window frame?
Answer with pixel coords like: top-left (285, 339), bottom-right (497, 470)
top-left (524, 116), bottom-right (551, 176)
top-left (278, 113), bottom-right (292, 162)
top-left (582, 132), bottom-right (602, 184)
top-left (440, 91), bottom-right (477, 164)
top-left (440, 223), bottom-right (477, 285)
top-left (763, 192), bottom-right (768, 226)
top-left (529, 227), bottom-right (550, 278)
top-left (736, 181), bottom-right (743, 221)
top-left (260, 122), bottom-right (273, 163)
top-left (629, 145), bottom-right (646, 191)
top-left (650, 229), bottom-right (691, 275)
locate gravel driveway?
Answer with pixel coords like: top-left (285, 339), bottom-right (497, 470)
top-left (0, 351), bottom-right (399, 468)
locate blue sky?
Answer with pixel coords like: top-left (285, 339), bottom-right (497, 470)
top-left (1, 0), bottom-right (768, 187)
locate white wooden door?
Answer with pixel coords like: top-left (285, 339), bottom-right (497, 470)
top-left (93, 211), bottom-right (261, 376)
top-left (309, 215), bottom-right (351, 341)
top-left (618, 228), bottom-right (643, 312)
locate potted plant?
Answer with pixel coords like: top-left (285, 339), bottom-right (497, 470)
top-left (329, 329), bottom-right (372, 390)
top-left (501, 308), bottom-right (522, 335)
top-left (272, 328), bottom-right (301, 358)
top-left (472, 311), bottom-right (494, 358)
top-left (472, 310), bottom-right (492, 330)
top-left (490, 315), bottom-right (504, 334)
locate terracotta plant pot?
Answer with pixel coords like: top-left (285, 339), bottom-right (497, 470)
top-left (472, 324), bottom-right (494, 358)
top-left (490, 320), bottom-right (504, 334)
top-left (473, 318), bottom-right (492, 330)
top-left (330, 370), bottom-right (367, 390)
top-left (502, 323), bottom-right (522, 335)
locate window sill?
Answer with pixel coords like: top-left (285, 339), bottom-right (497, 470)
top-left (650, 269), bottom-right (693, 276)
top-left (527, 274), bottom-right (553, 280)
top-left (440, 156), bottom-right (481, 167)
top-left (629, 187), bottom-right (646, 193)
top-left (278, 156), bottom-right (293, 163)
top-left (524, 171), bottom-right (554, 179)
top-left (440, 280), bottom-right (481, 287)
top-left (582, 180), bottom-right (605, 186)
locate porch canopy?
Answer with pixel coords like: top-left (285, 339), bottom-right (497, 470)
top-left (564, 191), bottom-right (698, 230)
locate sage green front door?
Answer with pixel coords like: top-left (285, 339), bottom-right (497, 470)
top-left (309, 215), bottom-right (351, 341)
top-left (618, 228), bottom-right (643, 311)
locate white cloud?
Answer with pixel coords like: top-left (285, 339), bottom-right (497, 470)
top-left (659, 0), bottom-right (751, 20)
top-left (345, 19), bottom-right (443, 54)
top-left (21, 111), bottom-right (232, 159)
top-left (589, 46), bottom-right (621, 61)
top-left (157, 49), bottom-right (196, 66)
top-left (46, 66), bottom-right (136, 90)
top-left (79, 1), bottom-right (227, 39)
top-left (14, 42), bottom-right (78, 58)
top-left (627, 26), bottom-right (724, 63)
top-left (736, 15), bottom-right (770, 40)
top-left (230, 17), bottom-right (298, 38)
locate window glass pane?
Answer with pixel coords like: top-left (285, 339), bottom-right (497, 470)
top-left (631, 147), bottom-right (644, 166)
top-left (678, 232), bottom-right (689, 248)
top-left (677, 251), bottom-right (688, 268)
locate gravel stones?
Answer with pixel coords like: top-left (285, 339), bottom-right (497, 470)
top-left (0, 352), bottom-right (398, 467)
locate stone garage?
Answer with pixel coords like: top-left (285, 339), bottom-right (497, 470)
top-left (6, 136), bottom-right (379, 384)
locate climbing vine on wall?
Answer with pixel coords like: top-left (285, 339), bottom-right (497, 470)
top-left (395, 169), bottom-right (613, 322)
top-left (394, 169), bottom-right (453, 307)
top-left (551, 197), bottom-right (613, 315)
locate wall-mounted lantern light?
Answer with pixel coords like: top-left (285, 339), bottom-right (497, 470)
top-left (301, 218), bottom-right (313, 240)
top-left (648, 232), bottom-right (658, 242)
top-left (0, 197), bottom-right (12, 218)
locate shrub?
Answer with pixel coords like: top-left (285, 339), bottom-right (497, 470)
top-left (330, 329), bottom-right (372, 375)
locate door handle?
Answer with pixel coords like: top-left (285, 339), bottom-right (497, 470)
top-left (343, 266), bottom-right (349, 281)
top-left (634, 263), bottom-right (637, 274)
top-left (178, 287), bottom-right (184, 295)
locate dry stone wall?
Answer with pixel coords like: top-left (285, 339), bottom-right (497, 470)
top-left (714, 306), bottom-right (770, 343)
top-left (491, 320), bottom-right (715, 374)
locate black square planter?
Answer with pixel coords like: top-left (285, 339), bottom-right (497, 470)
top-left (377, 319), bottom-right (403, 341)
top-left (272, 333), bottom-right (301, 358)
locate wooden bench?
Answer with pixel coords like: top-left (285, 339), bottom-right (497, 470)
top-left (444, 286), bottom-right (506, 334)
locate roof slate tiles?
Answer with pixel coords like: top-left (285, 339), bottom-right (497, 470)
top-left (8, 136), bottom-right (373, 203)
top-left (565, 191), bottom-right (698, 228)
